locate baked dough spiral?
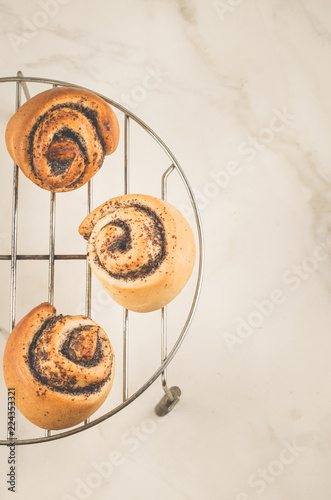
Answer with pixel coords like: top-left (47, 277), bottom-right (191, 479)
top-left (79, 194), bottom-right (196, 313)
top-left (3, 302), bottom-right (115, 430)
top-left (5, 86), bottom-right (119, 192)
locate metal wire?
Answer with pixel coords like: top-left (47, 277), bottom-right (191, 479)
top-left (7, 77), bottom-right (21, 440)
top-left (48, 192), bottom-right (56, 305)
top-left (9, 77), bottom-right (21, 333)
top-left (122, 308), bottom-right (129, 402)
top-left (85, 179), bottom-right (93, 318)
top-left (160, 164), bottom-right (176, 402)
top-left (122, 114), bottom-right (130, 402)
top-left (84, 179), bottom-right (93, 426)
top-left (0, 74), bottom-right (204, 446)
top-left (0, 254), bottom-right (86, 260)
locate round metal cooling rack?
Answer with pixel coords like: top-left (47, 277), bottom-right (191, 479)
top-left (0, 72), bottom-right (204, 445)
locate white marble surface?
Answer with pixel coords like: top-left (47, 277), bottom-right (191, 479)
top-left (1, 0), bottom-right (331, 498)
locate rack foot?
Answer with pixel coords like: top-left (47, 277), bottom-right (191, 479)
top-left (155, 386), bottom-right (181, 417)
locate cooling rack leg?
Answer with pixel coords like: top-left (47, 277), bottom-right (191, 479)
top-left (155, 306), bottom-right (181, 416)
top-left (122, 115), bottom-right (130, 402)
top-left (155, 386), bottom-right (181, 417)
top-left (155, 166), bottom-right (181, 417)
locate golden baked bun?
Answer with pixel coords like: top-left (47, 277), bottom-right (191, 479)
top-left (3, 302), bottom-right (115, 430)
top-left (79, 194), bottom-right (196, 313)
top-left (5, 86), bottom-right (119, 192)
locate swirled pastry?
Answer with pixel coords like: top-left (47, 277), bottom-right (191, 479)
top-left (79, 194), bottom-right (196, 313)
top-left (5, 86), bottom-right (119, 192)
top-left (3, 303), bottom-right (115, 430)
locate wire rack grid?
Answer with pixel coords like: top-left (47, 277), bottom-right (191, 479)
top-left (0, 72), bottom-right (204, 445)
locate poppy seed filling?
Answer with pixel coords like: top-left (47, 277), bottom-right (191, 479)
top-left (95, 204), bottom-right (166, 281)
top-left (28, 102), bottom-right (105, 185)
top-left (28, 316), bottom-right (111, 395)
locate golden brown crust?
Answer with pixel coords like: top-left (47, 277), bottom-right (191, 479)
top-left (79, 194), bottom-right (196, 313)
top-left (3, 302), bottom-right (115, 430)
top-left (5, 86), bottom-right (120, 192)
